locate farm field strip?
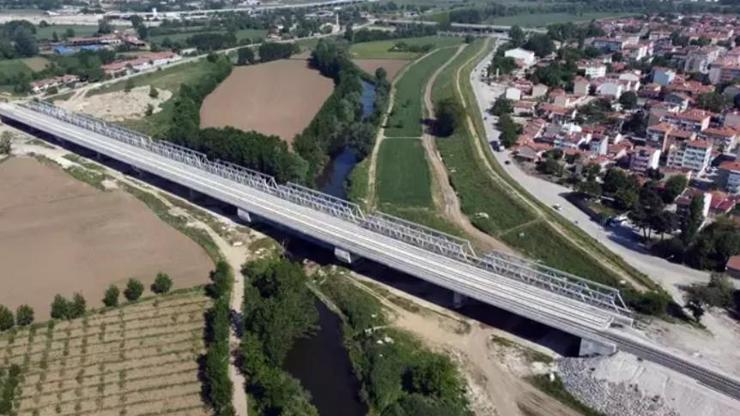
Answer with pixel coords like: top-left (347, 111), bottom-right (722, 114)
top-left (376, 131), bottom-right (433, 208)
top-left (349, 36), bottom-right (463, 60)
top-left (384, 46), bottom-right (459, 138)
top-left (0, 292), bottom-right (212, 416)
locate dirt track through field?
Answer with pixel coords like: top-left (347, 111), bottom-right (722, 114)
top-left (0, 157), bottom-right (213, 317)
top-left (199, 59), bottom-right (334, 142)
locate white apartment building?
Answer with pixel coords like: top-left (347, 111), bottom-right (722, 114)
top-left (504, 48), bottom-right (536, 66)
top-left (630, 146), bottom-right (661, 173)
top-left (667, 140), bottom-right (713, 173)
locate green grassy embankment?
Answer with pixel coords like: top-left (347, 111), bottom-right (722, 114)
top-left (384, 46), bottom-right (459, 138)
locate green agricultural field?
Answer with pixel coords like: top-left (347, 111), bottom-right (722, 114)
top-left (20, 56), bottom-right (50, 71)
top-left (487, 12), bottom-right (635, 27)
top-left (0, 59), bottom-right (33, 79)
top-left (376, 139), bottom-right (433, 208)
top-left (34, 24), bottom-right (99, 40)
top-left (349, 36), bottom-right (462, 60)
top-left (149, 28), bottom-right (267, 44)
top-left (384, 46), bottom-right (458, 138)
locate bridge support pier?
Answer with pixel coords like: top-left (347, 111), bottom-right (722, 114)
top-left (578, 337), bottom-right (616, 357)
top-left (237, 208), bottom-right (252, 223)
top-left (334, 247), bottom-right (354, 264)
top-left (452, 292), bottom-right (467, 309)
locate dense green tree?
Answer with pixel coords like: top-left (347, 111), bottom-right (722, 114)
top-left (103, 285), bottom-right (119, 307)
top-left (151, 272), bottom-right (173, 294)
top-left (509, 25), bottom-right (525, 47)
top-left (681, 195), bottom-right (704, 243)
top-left (406, 355), bottom-right (461, 401)
top-left (434, 97), bottom-right (464, 137)
top-left (50, 295), bottom-right (69, 320)
top-left (0, 305), bottom-right (14, 331)
top-left (124, 279), bottom-right (144, 301)
top-left (12, 27), bottom-right (38, 57)
top-left (619, 91), bottom-right (638, 109)
top-left (15, 305), bottom-right (33, 327)
top-left (497, 113), bottom-right (521, 147)
top-left (696, 91), bottom-right (730, 113)
top-left (523, 34), bottom-right (555, 58)
top-left (576, 179), bottom-right (602, 199)
top-left (258, 42), bottom-right (298, 62)
top-left (237, 46), bottom-right (255, 65)
top-left (685, 274), bottom-right (735, 309)
top-left (662, 175), bottom-right (688, 203)
top-left (489, 97), bottom-right (513, 116)
top-left (97, 19), bottom-right (113, 35)
top-left (69, 293), bottom-right (86, 319)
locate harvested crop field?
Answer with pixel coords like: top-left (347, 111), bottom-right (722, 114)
top-left (0, 290), bottom-right (213, 416)
top-left (0, 157), bottom-right (213, 318)
top-left (199, 59), bottom-right (334, 142)
top-left (352, 59), bottom-right (409, 81)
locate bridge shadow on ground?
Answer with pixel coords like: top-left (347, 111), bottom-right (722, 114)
top-left (11, 123), bottom-right (581, 357)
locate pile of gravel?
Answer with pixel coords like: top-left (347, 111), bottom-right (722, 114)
top-left (557, 356), bottom-right (680, 416)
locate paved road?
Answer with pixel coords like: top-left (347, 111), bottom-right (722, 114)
top-left (467, 47), bottom-right (714, 301)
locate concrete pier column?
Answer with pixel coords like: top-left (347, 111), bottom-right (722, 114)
top-left (578, 338), bottom-right (617, 357)
top-left (237, 208), bottom-right (252, 223)
top-left (452, 292), bottom-right (466, 309)
top-left (334, 247), bottom-right (354, 264)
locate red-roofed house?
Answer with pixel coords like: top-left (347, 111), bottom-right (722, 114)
top-left (698, 127), bottom-right (737, 151)
top-left (726, 255), bottom-right (740, 279)
top-left (663, 109), bottom-right (712, 132)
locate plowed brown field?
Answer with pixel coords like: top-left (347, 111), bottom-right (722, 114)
top-left (199, 59), bottom-right (334, 142)
top-left (0, 157), bottom-right (213, 317)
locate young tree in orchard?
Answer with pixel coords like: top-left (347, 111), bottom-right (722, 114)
top-left (15, 305), bottom-right (34, 326)
top-left (124, 78), bottom-right (135, 93)
top-left (149, 85), bottom-right (158, 98)
top-left (124, 279), bottom-right (144, 301)
top-left (151, 273), bottom-right (173, 294)
top-left (70, 293), bottom-right (86, 318)
top-left (0, 305), bottom-right (14, 331)
top-left (50, 295), bottom-right (70, 320)
top-left (103, 285), bottom-right (120, 307)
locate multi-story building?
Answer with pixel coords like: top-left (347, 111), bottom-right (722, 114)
top-left (646, 123), bottom-right (673, 151)
top-left (666, 140), bottom-right (713, 173)
top-left (698, 127), bottom-right (737, 152)
top-left (630, 146), bottom-right (661, 173)
top-left (662, 109), bottom-right (712, 132)
top-left (578, 60), bottom-right (607, 79)
top-left (652, 67), bottom-right (676, 86)
top-left (718, 160), bottom-right (740, 194)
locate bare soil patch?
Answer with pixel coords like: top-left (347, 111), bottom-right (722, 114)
top-left (0, 157), bottom-right (212, 317)
top-left (352, 59), bottom-right (409, 81)
top-left (199, 59), bottom-right (334, 142)
top-left (55, 86), bottom-right (172, 122)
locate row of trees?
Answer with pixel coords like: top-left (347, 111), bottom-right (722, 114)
top-left (203, 261), bottom-right (235, 416)
top-left (0, 274), bottom-right (174, 332)
top-left (240, 256), bottom-right (319, 415)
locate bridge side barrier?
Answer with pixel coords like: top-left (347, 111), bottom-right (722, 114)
top-left (476, 252), bottom-right (629, 314)
top-left (277, 183), bottom-right (366, 223)
top-left (16, 101), bottom-right (631, 319)
top-left (363, 212), bottom-right (475, 261)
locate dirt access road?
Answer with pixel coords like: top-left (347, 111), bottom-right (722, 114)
top-left (421, 43), bottom-right (510, 253)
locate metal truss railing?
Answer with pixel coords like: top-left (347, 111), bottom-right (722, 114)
top-left (363, 212), bottom-right (475, 261)
top-left (20, 100), bottom-right (631, 317)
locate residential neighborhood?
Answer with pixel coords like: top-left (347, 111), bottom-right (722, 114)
top-left (483, 13), bottom-right (740, 274)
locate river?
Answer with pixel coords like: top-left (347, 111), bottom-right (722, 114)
top-left (282, 80), bottom-right (376, 416)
